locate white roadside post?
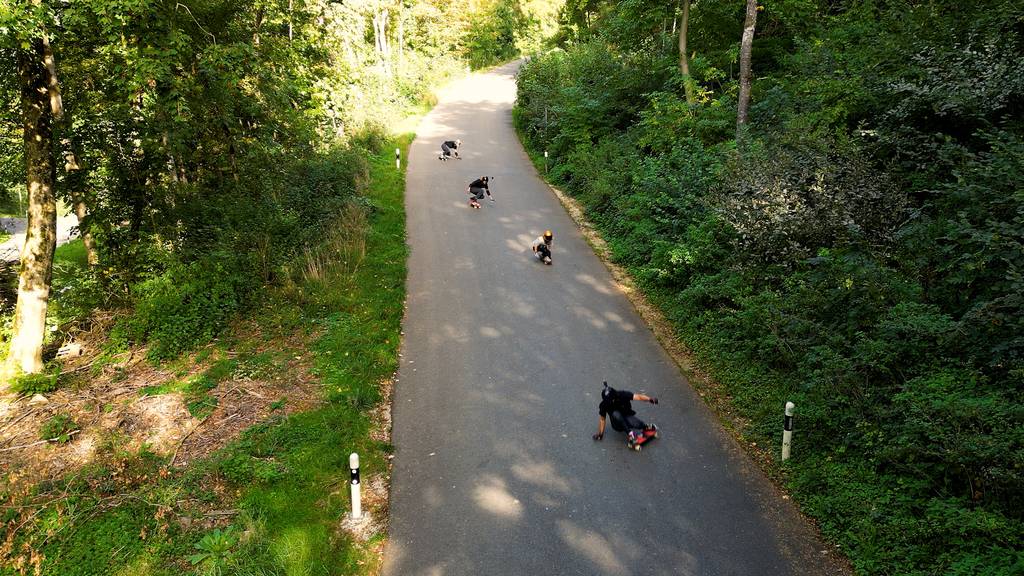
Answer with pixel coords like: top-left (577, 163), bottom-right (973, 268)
top-left (544, 150), bottom-right (548, 175)
top-left (395, 148), bottom-right (401, 170)
top-left (349, 452), bottom-right (362, 519)
top-left (782, 402), bottom-right (795, 461)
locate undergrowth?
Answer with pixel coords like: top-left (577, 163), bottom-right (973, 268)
top-left (0, 136), bottom-right (410, 575)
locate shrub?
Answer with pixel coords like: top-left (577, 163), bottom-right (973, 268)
top-left (40, 414), bottom-right (79, 443)
top-left (115, 254), bottom-right (252, 361)
top-left (10, 372), bottom-right (60, 395)
top-left (189, 527), bottom-right (239, 575)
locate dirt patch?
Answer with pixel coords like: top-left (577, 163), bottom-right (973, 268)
top-left (171, 375), bottom-right (320, 467)
top-left (0, 323), bottom-right (321, 496)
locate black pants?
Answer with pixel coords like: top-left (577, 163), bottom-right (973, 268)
top-left (609, 411), bottom-right (645, 433)
top-left (536, 243), bottom-right (551, 261)
top-left (441, 143), bottom-right (453, 157)
top-left (469, 187), bottom-right (486, 200)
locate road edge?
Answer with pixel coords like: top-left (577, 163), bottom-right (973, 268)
top-left (527, 154), bottom-right (855, 575)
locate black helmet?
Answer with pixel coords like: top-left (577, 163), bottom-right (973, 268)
top-left (601, 381), bottom-right (613, 401)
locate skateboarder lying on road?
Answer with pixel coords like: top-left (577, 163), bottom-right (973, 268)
top-left (593, 382), bottom-right (658, 443)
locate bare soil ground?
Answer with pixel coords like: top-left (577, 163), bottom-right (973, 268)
top-left (0, 318), bottom-right (321, 499)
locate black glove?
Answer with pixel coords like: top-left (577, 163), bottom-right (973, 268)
top-left (592, 433), bottom-right (603, 441)
top-left (649, 397), bottom-right (659, 405)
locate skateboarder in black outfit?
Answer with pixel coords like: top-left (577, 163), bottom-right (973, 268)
top-left (593, 382), bottom-right (658, 447)
top-left (440, 139), bottom-right (462, 161)
top-left (467, 176), bottom-right (493, 208)
top-left (532, 230), bottom-right (553, 264)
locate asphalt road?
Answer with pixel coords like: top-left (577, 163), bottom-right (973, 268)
top-left (0, 215), bottom-right (80, 262)
top-left (382, 62), bottom-right (848, 576)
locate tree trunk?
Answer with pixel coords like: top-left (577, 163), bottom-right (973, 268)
top-left (381, 8), bottom-right (391, 76)
top-left (736, 0), bottom-right (758, 136)
top-left (254, 7), bottom-right (264, 46)
top-left (62, 145), bottom-right (99, 267)
top-left (398, 4), bottom-right (404, 69)
top-left (678, 0), bottom-right (694, 105)
top-left (373, 13), bottom-right (382, 66)
top-left (8, 38), bottom-right (60, 375)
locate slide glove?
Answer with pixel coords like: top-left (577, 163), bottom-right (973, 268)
top-left (650, 398), bottom-right (659, 405)
top-left (592, 433), bottom-right (603, 441)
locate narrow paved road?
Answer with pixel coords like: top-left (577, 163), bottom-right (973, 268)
top-left (0, 215), bottom-right (80, 262)
top-left (383, 62), bottom-right (848, 576)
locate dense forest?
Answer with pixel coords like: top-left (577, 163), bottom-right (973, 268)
top-left (2, 0), bottom-right (1022, 573)
top-left (0, 0), bottom-right (554, 573)
top-left (0, 0), bottom-right (556, 373)
top-left (515, 0), bottom-right (1022, 574)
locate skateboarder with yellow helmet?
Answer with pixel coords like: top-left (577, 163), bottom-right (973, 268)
top-left (531, 230), bottom-right (553, 264)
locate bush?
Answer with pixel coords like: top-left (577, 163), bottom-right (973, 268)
top-left (10, 372), bottom-right (60, 395)
top-left (514, 18), bottom-right (1024, 573)
top-left (108, 143), bottom-right (370, 361)
top-left (115, 254), bottom-right (252, 361)
top-left (40, 414), bottom-right (79, 443)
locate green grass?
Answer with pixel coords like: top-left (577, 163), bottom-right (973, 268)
top-left (1, 137), bottom-right (411, 575)
top-left (53, 238), bottom-right (88, 267)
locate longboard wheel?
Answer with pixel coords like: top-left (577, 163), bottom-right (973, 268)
top-left (634, 444), bottom-right (643, 452)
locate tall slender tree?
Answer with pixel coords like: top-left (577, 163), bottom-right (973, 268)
top-left (678, 0), bottom-right (694, 105)
top-left (736, 0), bottom-right (757, 137)
top-left (8, 30), bottom-right (61, 376)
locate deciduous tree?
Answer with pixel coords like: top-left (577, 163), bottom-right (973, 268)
top-left (736, 0), bottom-right (757, 136)
top-left (8, 28), bottom-right (61, 375)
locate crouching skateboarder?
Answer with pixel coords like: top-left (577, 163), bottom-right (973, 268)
top-left (593, 382), bottom-right (659, 451)
top-left (439, 139), bottom-right (461, 161)
top-left (467, 176), bottom-right (493, 209)
top-left (532, 230), bottom-right (553, 264)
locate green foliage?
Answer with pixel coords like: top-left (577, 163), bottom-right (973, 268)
top-left (115, 255), bottom-right (250, 361)
top-left (39, 413), bottom-right (79, 443)
top-left (1, 0), bottom-right (560, 373)
top-left (465, 0), bottom-right (529, 69)
top-left (9, 371), bottom-right (59, 395)
top-left (189, 527), bottom-right (239, 575)
top-left (516, 1), bottom-right (1024, 572)
top-left (0, 135), bottom-right (410, 576)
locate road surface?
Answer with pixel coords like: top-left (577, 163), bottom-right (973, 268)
top-left (0, 215), bottom-right (80, 262)
top-left (383, 62), bottom-right (847, 576)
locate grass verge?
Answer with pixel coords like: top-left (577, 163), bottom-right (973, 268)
top-left (0, 136), bottom-right (410, 575)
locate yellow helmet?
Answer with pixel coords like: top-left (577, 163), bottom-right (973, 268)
top-left (543, 230), bottom-right (553, 242)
